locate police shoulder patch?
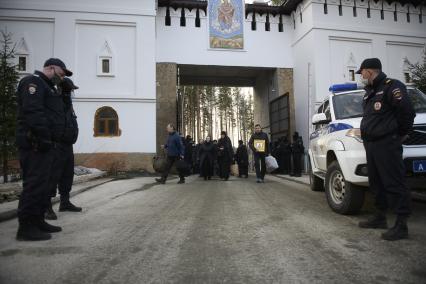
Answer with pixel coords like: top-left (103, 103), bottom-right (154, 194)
top-left (374, 101), bottom-right (382, 111)
top-left (392, 88), bottom-right (402, 100)
top-left (28, 83), bottom-right (37, 95)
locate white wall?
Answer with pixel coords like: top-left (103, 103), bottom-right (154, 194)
top-left (292, 0), bottom-right (426, 146)
top-left (72, 101), bottom-right (156, 153)
top-left (2, 0), bottom-right (426, 156)
top-left (0, 0), bottom-right (157, 154)
top-left (155, 7), bottom-right (294, 68)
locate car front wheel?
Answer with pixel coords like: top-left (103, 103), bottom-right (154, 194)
top-left (325, 160), bottom-right (365, 215)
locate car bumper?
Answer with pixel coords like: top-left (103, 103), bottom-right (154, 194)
top-left (334, 149), bottom-right (369, 186)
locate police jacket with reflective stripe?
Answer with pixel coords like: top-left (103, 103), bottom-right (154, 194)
top-left (16, 71), bottom-right (65, 145)
top-left (360, 72), bottom-right (415, 142)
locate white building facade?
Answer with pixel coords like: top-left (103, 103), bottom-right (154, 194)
top-left (0, 0), bottom-right (425, 171)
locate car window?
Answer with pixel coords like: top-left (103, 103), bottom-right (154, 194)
top-left (323, 100), bottom-right (330, 120)
top-left (408, 88), bottom-right (426, 113)
top-left (333, 91), bottom-right (364, 119)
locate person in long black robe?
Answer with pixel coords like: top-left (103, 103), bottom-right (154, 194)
top-left (235, 140), bottom-right (249, 178)
top-left (217, 131), bottom-right (234, 181)
top-left (199, 137), bottom-right (216, 180)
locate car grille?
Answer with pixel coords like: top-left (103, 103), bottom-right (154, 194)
top-left (404, 125), bottom-right (426, 146)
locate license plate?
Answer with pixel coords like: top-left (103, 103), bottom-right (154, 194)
top-left (413, 160), bottom-right (426, 173)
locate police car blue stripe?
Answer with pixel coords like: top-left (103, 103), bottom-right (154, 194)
top-left (310, 131), bottom-right (320, 140)
top-left (310, 123), bottom-right (353, 140)
top-left (328, 123), bottom-right (353, 133)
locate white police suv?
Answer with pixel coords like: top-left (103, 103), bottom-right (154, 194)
top-left (309, 83), bottom-right (426, 215)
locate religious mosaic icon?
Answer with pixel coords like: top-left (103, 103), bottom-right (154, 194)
top-left (209, 0), bottom-right (244, 49)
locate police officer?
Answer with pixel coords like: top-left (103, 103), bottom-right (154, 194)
top-left (45, 78), bottom-right (81, 220)
top-left (357, 58), bottom-right (416, 241)
top-left (16, 58), bottom-right (72, 241)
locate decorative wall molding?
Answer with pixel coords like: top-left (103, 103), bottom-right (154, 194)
top-left (75, 19), bottom-right (136, 27)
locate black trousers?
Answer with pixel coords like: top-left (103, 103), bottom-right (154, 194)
top-left (292, 153), bottom-right (302, 176)
top-left (48, 144), bottom-right (74, 201)
top-left (254, 154), bottom-right (266, 180)
top-left (238, 163), bottom-right (248, 177)
top-left (17, 148), bottom-right (55, 220)
top-left (218, 157), bottom-right (231, 179)
top-left (161, 156), bottom-right (185, 181)
top-left (364, 135), bottom-right (411, 217)
top-left (280, 154), bottom-right (291, 174)
top-left (201, 159), bottom-right (213, 178)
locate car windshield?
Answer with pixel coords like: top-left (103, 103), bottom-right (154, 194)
top-left (333, 91), bottom-right (364, 120)
top-left (408, 88), bottom-right (426, 113)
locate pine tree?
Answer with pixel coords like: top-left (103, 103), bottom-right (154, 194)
top-left (407, 49), bottom-right (426, 93)
top-left (0, 30), bottom-right (19, 183)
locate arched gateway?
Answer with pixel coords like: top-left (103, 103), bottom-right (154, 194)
top-left (1, 0), bottom-right (425, 171)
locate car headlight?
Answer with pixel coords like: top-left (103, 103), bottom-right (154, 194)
top-left (346, 128), bottom-right (363, 143)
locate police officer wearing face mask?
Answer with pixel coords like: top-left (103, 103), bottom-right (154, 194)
top-left (45, 78), bottom-right (81, 220)
top-left (357, 58), bottom-right (416, 241)
top-left (15, 58), bottom-right (72, 241)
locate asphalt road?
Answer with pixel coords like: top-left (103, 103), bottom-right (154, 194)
top-left (0, 175), bottom-right (425, 284)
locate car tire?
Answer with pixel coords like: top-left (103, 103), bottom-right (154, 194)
top-left (325, 160), bottom-right (365, 215)
top-left (309, 157), bottom-right (324, 192)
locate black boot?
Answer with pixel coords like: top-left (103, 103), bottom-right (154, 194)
top-left (155, 178), bottom-right (165, 184)
top-left (59, 200), bottom-right (82, 212)
top-left (45, 204), bottom-right (58, 220)
top-left (37, 218), bottom-right (62, 233)
top-left (359, 213), bottom-right (388, 229)
top-left (177, 178), bottom-right (185, 184)
top-left (382, 217), bottom-right (409, 241)
top-left (16, 218), bottom-right (51, 241)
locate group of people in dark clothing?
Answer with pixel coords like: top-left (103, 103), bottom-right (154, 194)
top-left (270, 132), bottom-right (305, 177)
top-left (155, 126), bottom-right (241, 184)
top-left (156, 123), bottom-right (305, 185)
top-left (184, 131), bottom-right (239, 181)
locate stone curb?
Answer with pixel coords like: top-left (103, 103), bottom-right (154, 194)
top-left (273, 174), bottom-right (310, 186)
top-left (0, 178), bottom-right (113, 223)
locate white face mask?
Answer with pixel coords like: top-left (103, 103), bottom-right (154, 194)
top-left (358, 75), bottom-right (369, 87)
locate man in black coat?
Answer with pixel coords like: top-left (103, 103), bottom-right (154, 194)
top-left (199, 136), bottom-right (216, 180)
top-left (291, 132), bottom-right (304, 177)
top-left (184, 135), bottom-right (194, 174)
top-left (235, 140), bottom-right (249, 178)
top-left (217, 131), bottom-right (233, 181)
top-left (278, 136), bottom-right (292, 175)
top-left (249, 124), bottom-right (270, 183)
top-left (15, 58), bottom-right (72, 241)
top-left (45, 78), bottom-right (81, 220)
top-left (356, 58), bottom-right (415, 241)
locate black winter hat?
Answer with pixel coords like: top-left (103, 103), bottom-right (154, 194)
top-left (356, 58), bottom-right (382, 74)
top-left (44, 58), bottom-right (73, 76)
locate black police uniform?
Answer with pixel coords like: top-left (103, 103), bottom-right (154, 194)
top-left (16, 71), bottom-right (65, 239)
top-left (361, 72), bottom-right (415, 218)
top-left (47, 86), bottom-right (79, 211)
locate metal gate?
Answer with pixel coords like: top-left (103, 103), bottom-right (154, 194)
top-left (269, 93), bottom-right (290, 143)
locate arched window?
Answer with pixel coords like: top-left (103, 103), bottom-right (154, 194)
top-left (94, 107), bottom-right (120, 137)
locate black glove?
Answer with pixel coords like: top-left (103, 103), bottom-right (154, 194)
top-left (60, 78), bottom-right (76, 94)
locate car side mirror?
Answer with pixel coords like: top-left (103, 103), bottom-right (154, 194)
top-left (312, 113), bottom-right (331, 125)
